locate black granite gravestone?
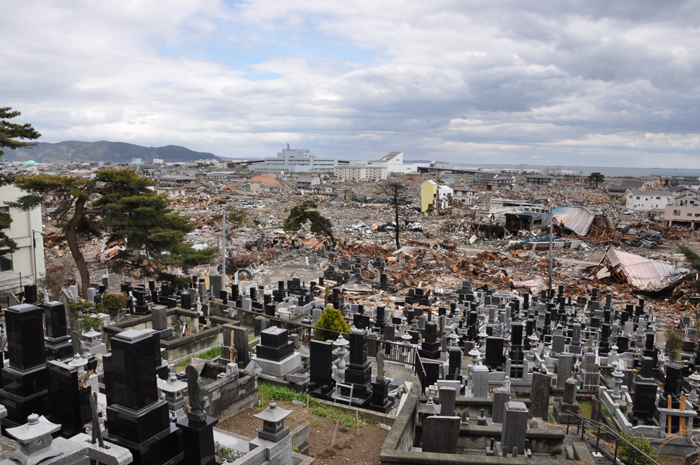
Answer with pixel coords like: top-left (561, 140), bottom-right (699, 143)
top-left (485, 337), bottom-right (505, 370)
top-left (43, 301), bottom-right (73, 361)
top-left (103, 329), bottom-right (183, 465)
top-left (23, 284), bottom-right (38, 304)
top-left (47, 360), bottom-right (90, 438)
top-left (256, 327), bottom-right (294, 362)
top-left (419, 321), bottom-right (441, 359)
top-left (631, 381), bottom-right (657, 424)
top-left (342, 329), bottom-right (373, 407)
top-left (310, 340), bottom-right (334, 394)
top-left (663, 363), bottom-right (683, 408)
top-left (0, 303), bottom-right (50, 429)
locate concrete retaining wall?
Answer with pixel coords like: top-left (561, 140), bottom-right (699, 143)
top-left (204, 373), bottom-right (259, 422)
top-left (291, 424), bottom-right (310, 455)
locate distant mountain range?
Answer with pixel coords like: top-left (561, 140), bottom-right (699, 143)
top-left (4, 141), bottom-right (220, 163)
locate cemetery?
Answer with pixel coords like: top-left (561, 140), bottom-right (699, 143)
top-left (1, 262), bottom-right (700, 465)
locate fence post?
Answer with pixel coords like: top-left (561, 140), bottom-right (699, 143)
top-left (613, 439), bottom-right (619, 465)
top-left (595, 424), bottom-right (600, 453)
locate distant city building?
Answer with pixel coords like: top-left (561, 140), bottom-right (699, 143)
top-left (475, 172), bottom-right (516, 191)
top-left (665, 205), bottom-right (700, 229)
top-left (130, 158), bottom-right (143, 165)
top-left (452, 187), bottom-right (475, 206)
top-left (370, 151), bottom-right (427, 175)
top-left (626, 190), bottom-right (674, 212)
top-left (525, 174), bottom-right (555, 185)
top-left (335, 162), bottom-right (387, 181)
top-left (153, 158), bottom-right (164, 164)
top-left (252, 146), bottom-right (338, 173)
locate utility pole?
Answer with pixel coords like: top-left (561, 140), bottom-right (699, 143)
top-left (548, 204), bottom-right (554, 295)
top-left (222, 207), bottom-right (226, 285)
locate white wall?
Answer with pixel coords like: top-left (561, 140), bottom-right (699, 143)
top-left (626, 192), bottom-right (674, 211)
top-left (0, 184), bottom-right (45, 291)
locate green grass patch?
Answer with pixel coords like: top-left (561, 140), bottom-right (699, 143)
top-left (657, 456), bottom-right (685, 465)
top-left (220, 447), bottom-right (237, 460)
top-left (198, 346), bottom-right (221, 360)
top-left (578, 399), bottom-right (592, 419)
top-left (248, 334), bottom-right (259, 342)
top-left (601, 403), bottom-right (620, 431)
top-left (258, 382), bottom-right (314, 405)
top-left (257, 382), bottom-right (375, 428)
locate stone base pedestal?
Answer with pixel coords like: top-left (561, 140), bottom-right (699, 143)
top-left (253, 352), bottom-right (302, 378)
top-left (132, 304), bottom-right (151, 316)
top-left (553, 400), bottom-right (580, 424)
top-left (84, 342), bottom-right (108, 355)
top-left (371, 380), bottom-right (395, 413)
top-left (45, 336), bottom-right (74, 361)
top-left (103, 422), bottom-right (183, 465)
top-left (250, 433), bottom-right (293, 465)
top-left (0, 388), bottom-right (50, 431)
top-left (177, 415), bottom-right (220, 465)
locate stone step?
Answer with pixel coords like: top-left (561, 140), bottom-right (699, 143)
top-left (565, 444), bottom-right (575, 460)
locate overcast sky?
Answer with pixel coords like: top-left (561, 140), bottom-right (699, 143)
top-left (2, 1), bottom-right (699, 166)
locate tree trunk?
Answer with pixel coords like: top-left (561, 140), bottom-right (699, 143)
top-left (394, 200), bottom-right (400, 250)
top-left (65, 196), bottom-right (90, 298)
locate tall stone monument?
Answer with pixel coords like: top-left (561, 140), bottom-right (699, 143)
top-left (0, 303), bottom-right (50, 429)
top-left (102, 329), bottom-right (183, 465)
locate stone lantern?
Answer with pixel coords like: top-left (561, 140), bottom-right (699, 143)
top-left (689, 371), bottom-right (700, 404)
top-left (333, 335), bottom-right (349, 381)
top-left (253, 401), bottom-right (292, 442)
top-left (611, 361), bottom-right (624, 400)
top-left (159, 373), bottom-right (188, 414)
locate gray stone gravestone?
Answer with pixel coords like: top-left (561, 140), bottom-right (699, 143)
top-left (551, 334), bottom-right (566, 354)
top-left (152, 306), bottom-right (168, 331)
top-left (529, 372), bottom-right (552, 420)
top-left (209, 275), bottom-right (223, 299)
top-left (472, 365), bottom-right (490, 398)
top-left (439, 387), bottom-right (457, 416)
top-left (492, 387), bottom-right (510, 424)
top-left (501, 401), bottom-right (529, 455)
top-left (422, 416), bottom-right (460, 453)
top-left (557, 354), bottom-right (574, 388)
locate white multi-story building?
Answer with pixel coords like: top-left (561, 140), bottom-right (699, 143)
top-left (371, 151), bottom-right (427, 175)
top-left (626, 190), bottom-right (675, 211)
top-left (335, 162), bottom-right (387, 181)
top-left (252, 146), bottom-right (338, 173)
top-left (0, 184), bottom-right (45, 292)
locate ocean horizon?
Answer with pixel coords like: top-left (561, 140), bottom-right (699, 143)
top-left (425, 163), bottom-right (700, 178)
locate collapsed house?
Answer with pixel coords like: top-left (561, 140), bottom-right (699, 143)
top-left (596, 246), bottom-right (691, 294)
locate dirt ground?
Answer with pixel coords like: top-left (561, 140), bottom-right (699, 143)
top-left (218, 399), bottom-right (389, 465)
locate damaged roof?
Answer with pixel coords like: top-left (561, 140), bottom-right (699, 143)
top-left (598, 247), bottom-right (690, 292)
top-left (553, 206), bottom-right (595, 236)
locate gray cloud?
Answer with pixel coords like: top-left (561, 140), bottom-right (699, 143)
top-left (1, 0), bottom-right (699, 166)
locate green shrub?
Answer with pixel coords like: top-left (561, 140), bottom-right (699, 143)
top-left (99, 291), bottom-right (126, 316)
top-left (314, 305), bottom-right (350, 341)
top-left (665, 330), bottom-right (683, 363)
top-left (618, 431), bottom-right (658, 465)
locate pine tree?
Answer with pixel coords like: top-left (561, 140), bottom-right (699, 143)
top-left (284, 200), bottom-right (336, 246)
top-left (11, 169), bottom-right (215, 297)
